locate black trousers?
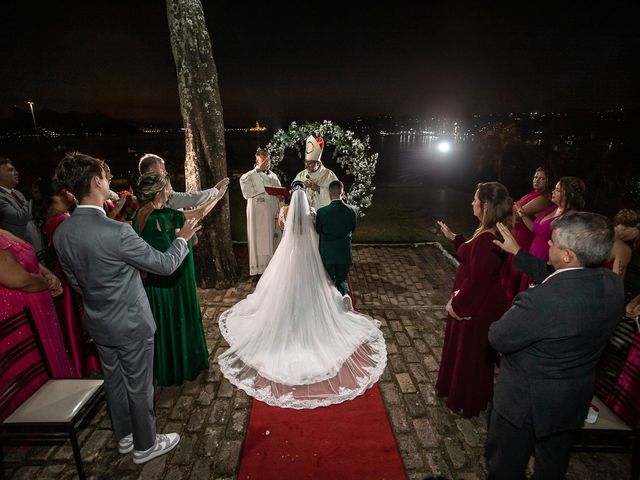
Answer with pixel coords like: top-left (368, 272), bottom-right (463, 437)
top-left (323, 263), bottom-right (350, 296)
top-left (485, 408), bottom-right (575, 480)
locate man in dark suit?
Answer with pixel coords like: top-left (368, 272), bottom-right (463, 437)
top-left (487, 212), bottom-right (624, 479)
top-left (315, 180), bottom-right (357, 297)
top-left (53, 152), bottom-right (201, 465)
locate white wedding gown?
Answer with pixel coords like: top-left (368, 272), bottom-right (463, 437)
top-left (218, 189), bottom-right (387, 409)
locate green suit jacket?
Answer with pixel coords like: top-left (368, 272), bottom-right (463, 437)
top-left (315, 199), bottom-right (358, 265)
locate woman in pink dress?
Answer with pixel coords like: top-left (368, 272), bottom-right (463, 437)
top-left (501, 167), bottom-right (552, 302)
top-left (517, 176), bottom-right (586, 291)
top-left (605, 296), bottom-right (640, 430)
top-left (32, 176), bottom-right (101, 376)
top-left (435, 182), bottom-right (513, 418)
top-left (0, 229), bottom-right (78, 417)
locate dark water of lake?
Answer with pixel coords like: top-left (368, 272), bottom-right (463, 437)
top-left (0, 131), bottom-right (475, 192)
top-left (0, 131), bottom-right (486, 241)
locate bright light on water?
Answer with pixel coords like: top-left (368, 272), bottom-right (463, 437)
top-left (437, 141), bottom-right (451, 153)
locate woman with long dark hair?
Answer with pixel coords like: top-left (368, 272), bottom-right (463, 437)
top-left (517, 176), bottom-right (586, 291)
top-left (32, 176), bottom-right (101, 376)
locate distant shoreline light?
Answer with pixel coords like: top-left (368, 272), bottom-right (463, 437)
top-left (226, 121), bottom-right (267, 133)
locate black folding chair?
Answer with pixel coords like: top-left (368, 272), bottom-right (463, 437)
top-left (0, 307), bottom-right (104, 479)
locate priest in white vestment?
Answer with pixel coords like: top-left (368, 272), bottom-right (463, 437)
top-left (294, 136), bottom-right (339, 210)
top-left (240, 148), bottom-right (285, 276)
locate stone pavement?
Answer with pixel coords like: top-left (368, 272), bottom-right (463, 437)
top-left (3, 244), bottom-right (631, 479)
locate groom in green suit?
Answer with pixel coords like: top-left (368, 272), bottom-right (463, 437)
top-left (315, 180), bottom-right (358, 296)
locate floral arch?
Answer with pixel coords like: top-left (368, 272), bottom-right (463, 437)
top-left (266, 120), bottom-right (377, 216)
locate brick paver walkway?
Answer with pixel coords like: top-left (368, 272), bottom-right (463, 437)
top-left (4, 245), bottom-right (630, 479)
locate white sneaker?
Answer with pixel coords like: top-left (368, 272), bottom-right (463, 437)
top-left (342, 294), bottom-right (353, 311)
top-left (132, 433), bottom-right (180, 464)
top-left (117, 433), bottom-right (134, 454)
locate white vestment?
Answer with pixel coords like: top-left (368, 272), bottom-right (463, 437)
top-left (218, 189), bottom-right (387, 409)
top-left (294, 164), bottom-right (339, 210)
top-left (239, 168), bottom-right (283, 275)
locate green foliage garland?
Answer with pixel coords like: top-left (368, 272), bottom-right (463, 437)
top-left (267, 120), bottom-right (377, 216)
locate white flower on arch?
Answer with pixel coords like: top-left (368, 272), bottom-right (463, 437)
top-left (267, 120), bottom-right (378, 216)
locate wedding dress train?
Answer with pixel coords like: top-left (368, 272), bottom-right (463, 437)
top-left (218, 188), bottom-right (387, 409)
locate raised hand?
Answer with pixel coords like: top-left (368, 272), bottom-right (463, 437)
top-left (176, 217), bottom-right (202, 241)
top-left (437, 221), bottom-right (456, 241)
top-left (493, 222), bottom-right (521, 255)
top-left (304, 179), bottom-right (320, 192)
top-left (184, 182), bottom-right (229, 221)
top-left (201, 182), bottom-right (229, 217)
top-left (214, 177), bottom-right (230, 191)
top-left (107, 194), bottom-right (128, 219)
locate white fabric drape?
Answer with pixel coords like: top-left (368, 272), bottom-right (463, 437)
top-left (218, 189), bottom-right (387, 409)
top-left (239, 168), bottom-right (283, 275)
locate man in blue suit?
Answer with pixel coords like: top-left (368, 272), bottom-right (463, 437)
top-left (315, 180), bottom-right (357, 297)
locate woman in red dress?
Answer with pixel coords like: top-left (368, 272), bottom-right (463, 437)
top-left (435, 182), bottom-right (513, 418)
top-left (501, 167), bottom-right (552, 302)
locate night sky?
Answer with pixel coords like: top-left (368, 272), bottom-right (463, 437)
top-left (1, 1), bottom-right (637, 127)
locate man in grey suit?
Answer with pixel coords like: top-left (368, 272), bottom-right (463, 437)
top-left (0, 156), bottom-right (43, 251)
top-left (487, 213), bottom-right (624, 479)
top-left (53, 152), bottom-right (201, 465)
top-left (138, 153), bottom-right (228, 210)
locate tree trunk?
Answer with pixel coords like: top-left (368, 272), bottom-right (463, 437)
top-left (166, 0), bottom-right (237, 288)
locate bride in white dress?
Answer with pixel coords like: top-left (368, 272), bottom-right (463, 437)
top-left (218, 182), bottom-right (387, 409)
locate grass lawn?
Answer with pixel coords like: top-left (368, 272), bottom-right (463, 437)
top-left (229, 184), bottom-right (478, 252)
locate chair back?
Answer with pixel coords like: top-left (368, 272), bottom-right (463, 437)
top-left (595, 319), bottom-right (635, 398)
top-left (595, 318), bottom-right (640, 432)
top-left (0, 307), bottom-right (51, 421)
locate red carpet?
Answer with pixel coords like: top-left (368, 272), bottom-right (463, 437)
top-left (237, 284), bottom-right (404, 479)
top-left (237, 384), bottom-right (406, 480)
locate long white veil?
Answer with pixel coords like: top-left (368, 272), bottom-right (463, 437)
top-left (218, 189), bottom-right (387, 409)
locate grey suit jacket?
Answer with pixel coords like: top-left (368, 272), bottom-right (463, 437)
top-left (489, 250), bottom-right (623, 437)
top-left (53, 206), bottom-right (189, 346)
top-left (0, 188), bottom-right (42, 250)
top-left (168, 187), bottom-right (218, 210)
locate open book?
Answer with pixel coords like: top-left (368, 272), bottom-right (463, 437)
top-left (264, 186), bottom-right (289, 199)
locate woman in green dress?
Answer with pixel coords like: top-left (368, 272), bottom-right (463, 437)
top-left (133, 173), bottom-right (227, 386)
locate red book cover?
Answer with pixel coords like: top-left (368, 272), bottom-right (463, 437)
top-left (264, 186), bottom-right (290, 199)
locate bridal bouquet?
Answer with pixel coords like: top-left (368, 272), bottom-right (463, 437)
top-left (106, 188), bottom-right (139, 222)
top-left (118, 189), bottom-right (139, 221)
